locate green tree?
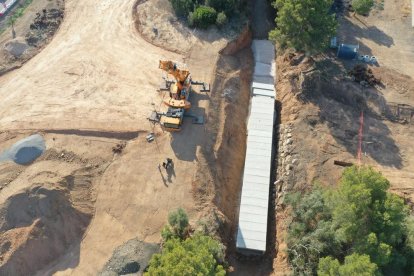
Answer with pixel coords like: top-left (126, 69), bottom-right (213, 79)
top-left (145, 234), bottom-right (226, 276)
top-left (318, 253), bottom-right (378, 276)
top-left (286, 187), bottom-right (341, 275)
top-left (318, 256), bottom-right (340, 276)
top-left (189, 6), bottom-right (217, 29)
top-left (322, 166), bottom-right (414, 273)
top-left (352, 0), bottom-right (374, 15)
top-left (169, 0), bottom-right (196, 17)
top-left (327, 166), bottom-right (408, 269)
top-left (286, 166), bottom-right (414, 275)
top-left (269, 0), bottom-right (337, 54)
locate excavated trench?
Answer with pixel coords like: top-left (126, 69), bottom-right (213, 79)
top-left (202, 0), bottom-right (279, 273)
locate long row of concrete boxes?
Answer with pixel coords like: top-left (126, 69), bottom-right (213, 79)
top-left (236, 40), bottom-right (276, 254)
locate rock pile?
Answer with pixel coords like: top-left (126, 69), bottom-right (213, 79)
top-left (275, 123), bottom-right (299, 205)
top-left (348, 64), bottom-right (381, 87)
top-left (4, 38), bottom-right (29, 58)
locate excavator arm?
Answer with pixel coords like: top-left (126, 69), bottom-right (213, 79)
top-left (159, 60), bottom-right (190, 83)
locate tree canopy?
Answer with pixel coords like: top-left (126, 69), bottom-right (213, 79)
top-left (269, 0), bottom-right (337, 54)
top-left (146, 208), bottom-right (226, 275)
top-left (145, 234), bottom-right (226, 276)
top-left (285, 166), bottom-right (414, 275)
top-left (318, 254), bottom-right (378, 276)
top-left (352, 0), bottom-right (374, 15)
top-left (169, 0), bottom-right (240, 28)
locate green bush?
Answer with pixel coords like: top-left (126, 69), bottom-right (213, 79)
top-left (216, 12), bottom-right (227, 27)
top-left (168, 208), bottom-right (189, 237)
top-left (190, 6), bottom-right (217, 29)
top-left (206, 0), bottom-right (237, 15)
top-left (352, 0), bottom-right (374, 15)
top-left (169, 0), bottom-right (195, 17)
top-left (145, 234), bottom-right (226, 276)
top-left (318, 254), bottom-right (378, 276)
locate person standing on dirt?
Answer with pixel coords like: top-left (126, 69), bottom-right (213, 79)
top-left (166, 158), bottom-right (173, 169)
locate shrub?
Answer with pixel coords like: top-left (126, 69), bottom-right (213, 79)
top-left (216, 12), bottom-right (227, 27)
top-left (169, 0), bottom-right (195, 17)
top-left (145, 234), bottom-right (226, 276)
top-left (206, 0), bottom-right (237, 15)
top-left (167, 208), bottom-right (189, 239)
top-left (318, 254), bottom-right (378, 276)
top-left (352, 0), bottom-right (374, 15)
top-left (190, 6), bottom-right (217, 29)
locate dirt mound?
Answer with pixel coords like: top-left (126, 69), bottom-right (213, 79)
top-left (0, 184), bottom-right (91, 275)
top-left (99, 238), bottom-right (159, 276)
top-left (0, 158), bottom-right (103, 275)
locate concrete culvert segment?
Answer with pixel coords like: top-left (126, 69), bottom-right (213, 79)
top-left (0, 134), bottom-right (46, 165)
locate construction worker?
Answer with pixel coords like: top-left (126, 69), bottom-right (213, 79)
top-left (166, 158), bottom-right (173, 168)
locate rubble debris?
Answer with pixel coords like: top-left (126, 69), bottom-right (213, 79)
top-left (25, 9), bottom-right (64, 47)
top-left (348, 64), bottom-right (381, 87)
top-left (112, 142), bottom-right (126, 154)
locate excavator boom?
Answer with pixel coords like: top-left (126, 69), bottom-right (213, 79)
top-left (159, 60), bottom-right (190, 83)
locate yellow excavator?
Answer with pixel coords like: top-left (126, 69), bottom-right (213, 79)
top-left (149, 60), bottom-right (209, 131)
top-left (159, 60), bottom-right (192, 110)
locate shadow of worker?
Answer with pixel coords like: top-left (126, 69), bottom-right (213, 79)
top-left (165, 161), bottom-right (176, 183)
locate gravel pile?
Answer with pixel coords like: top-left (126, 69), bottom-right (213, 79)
top-left (0, 134), bottom-right (46, 165)
top-left (99, 238), bottom-right (159, 276)
top-left (4, 38), bottom-right (29, 58)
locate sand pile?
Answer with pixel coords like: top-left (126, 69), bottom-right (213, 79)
top-left (0, 183), bottom-right (92, 275)
top-left (0, 134), bottom-right (45, 165)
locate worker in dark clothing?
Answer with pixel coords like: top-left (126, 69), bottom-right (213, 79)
top-left (166, 158), bottom-right (173, 169)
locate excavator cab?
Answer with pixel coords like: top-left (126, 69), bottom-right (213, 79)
top-left (159, 108), bottom-right (184, 131)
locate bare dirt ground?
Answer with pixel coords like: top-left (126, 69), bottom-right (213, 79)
top-left (0, 0), bottom-right (242, 274)
top-left (338, 0), bottom-right (414, 76)
top-left (0, 132), bottom-right (113, 275)
top-left (273, 1), bottom-right (414, 274)
top-left (0, 0), bottom-right (64, 75)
